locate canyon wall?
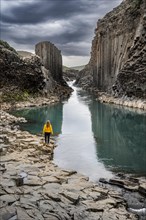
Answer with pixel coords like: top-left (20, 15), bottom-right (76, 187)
top-left (35, 41), bottom-right (63, 83)
top-left (76, 0), bottom-right (146, 99)
top-left (0, 41), bottom-right (47, 94)
top-left (0, 40), bottom-right (72, 102)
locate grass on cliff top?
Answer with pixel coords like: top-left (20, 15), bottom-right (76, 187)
top-left (0, 40), bottom-right (18, 54)
top-left (63, 65), bottom-right (85, 72)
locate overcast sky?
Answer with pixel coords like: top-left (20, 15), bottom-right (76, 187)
top-left (1, 0), bottom-right (122, 67)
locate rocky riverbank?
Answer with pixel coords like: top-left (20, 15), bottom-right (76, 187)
top-left (80, 86), bottom-right (146, 111)
top-left (75, 0), bottom-right (146, 105)
top-left (1, 109), bottom-right (144, 220)
top-left (0, 95), bottom-right (60, 111)
top-left (97, 93), bottom-right (146, 111)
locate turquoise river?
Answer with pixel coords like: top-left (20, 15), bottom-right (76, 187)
top-left (11, 82), bottom-right (146, 182)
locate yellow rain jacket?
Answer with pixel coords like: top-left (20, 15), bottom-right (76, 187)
top-left (43, 123), bottom-right (53, 134)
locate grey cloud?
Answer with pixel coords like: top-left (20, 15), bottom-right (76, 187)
top-left (1, 0), bottom-right (99, 24)
top-left (1, 0), bottom-right (123, 58)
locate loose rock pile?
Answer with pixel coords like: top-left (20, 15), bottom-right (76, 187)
top-left (0, 110), bottom-right (138, 220)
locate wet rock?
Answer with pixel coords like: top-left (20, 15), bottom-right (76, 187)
top-left (62, 170), bottom-right (77, 176)
top-left (109, 178), bottom-right (139, 191)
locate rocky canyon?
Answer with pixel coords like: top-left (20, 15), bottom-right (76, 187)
top-left (0, 40), bottom-right (71, 105)
top-left (76, 0), bottom-right (146, 101)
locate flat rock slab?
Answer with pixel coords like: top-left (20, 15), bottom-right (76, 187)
top-left (16, 207), bottom-right (34, 220)
top-left (0, 179), bottom-right (16, 187)
top-left (0, 207), bottom-right (16, 220)
top-left (0, 194), bottom-right (19, 204)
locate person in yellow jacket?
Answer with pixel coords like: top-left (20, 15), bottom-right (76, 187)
top-left (43, 120), bottom-right (53, 144)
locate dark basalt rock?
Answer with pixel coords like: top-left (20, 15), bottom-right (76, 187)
top-left (75, 0), bottom-right (146, 99)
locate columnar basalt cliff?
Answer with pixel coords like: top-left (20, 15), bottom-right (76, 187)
top-left (35, 41), bottom-right (63, 83)
top-left (0, 40), bottom-right (72, 103)
top-left (76, 0), bottom-right (146, 99)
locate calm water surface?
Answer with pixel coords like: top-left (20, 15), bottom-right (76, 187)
top-left (11, 82), bottom-right (146, 181)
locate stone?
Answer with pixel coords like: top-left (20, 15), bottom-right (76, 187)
top-left (24, 178), bottom-right (46, 186)
top-left (16, 207), bottom-right (34, 220)
top-left (82, 201), bottom-right (101, 212)
top-left (2, 187), bottom-right (15, 194)
top-left (41, 176), bottom-right (61, 184)
top-left (0, 194), bottom-right (19, 204)
top-left (0, 207), bottom-right (16, 220)
top-left (139, 183), bottom-right (146, 195)
top-left (44, 192), bottom-right (61, 202)
top-left (43, 183), bottom-right (62, 194)
top-left (39, 200), bottom-right (54, 213)
top-left (0, 179), bottom-right (16, 187)
top-left (60, 191), bottom-right (80, 204)
top-left (27, 208), bottom-right (44, 220)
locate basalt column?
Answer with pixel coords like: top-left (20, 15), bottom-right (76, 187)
top-left (76, 0), bottom-right (146, 99)
top-left (35, 41), bottom-right (63, 83)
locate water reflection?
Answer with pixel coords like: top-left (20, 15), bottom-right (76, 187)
top-left (54, 85), bottom-right (113, 181)
top-left (10, 83), bottom-right (146, 179)
top-left (89, 100), bottom-right (146, 175)
top-left (11, 104), bottom-right (63, 135)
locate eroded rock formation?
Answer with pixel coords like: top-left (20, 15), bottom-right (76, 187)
top-left (0, 40), bottom-right (72, 103)
top-left (0, 42), bottom-right (47, 94)
top-left (76, 0), bottom-right (146, 99)
top-left (35, 41), bottom-right (63, 83)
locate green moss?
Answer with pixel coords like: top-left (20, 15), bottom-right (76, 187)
top-left (0, 40), bottom-right (18, 54)
top-left (0, 90), bottom-right (30, 103)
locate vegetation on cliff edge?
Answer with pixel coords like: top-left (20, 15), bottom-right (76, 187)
top-left (0, 40), bottom-right (18, 54)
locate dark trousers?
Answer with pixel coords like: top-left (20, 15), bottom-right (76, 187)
top-left (45, 132), bottom-right (51, 144)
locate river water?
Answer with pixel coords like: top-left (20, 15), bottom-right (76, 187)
top-left (11, 82), bottom-right (146, 182)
